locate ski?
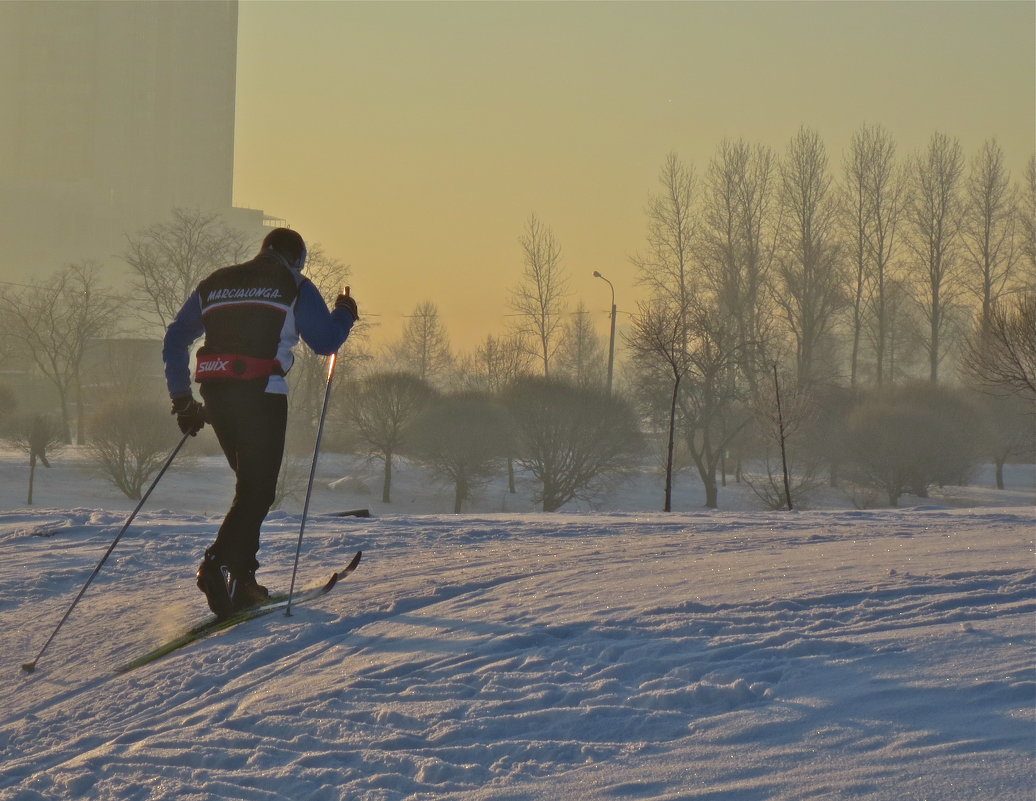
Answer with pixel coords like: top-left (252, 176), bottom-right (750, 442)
top-left (117, 550), bottom-right (362, 673)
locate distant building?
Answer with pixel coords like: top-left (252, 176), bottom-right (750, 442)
top-left (0, 0), bottom-right (267, 281)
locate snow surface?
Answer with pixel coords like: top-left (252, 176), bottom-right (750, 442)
top-left (1, 447), bottom-right (1033, 801)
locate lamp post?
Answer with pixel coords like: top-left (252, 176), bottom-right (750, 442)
top-left (593, 270), bottom-right (616, 393)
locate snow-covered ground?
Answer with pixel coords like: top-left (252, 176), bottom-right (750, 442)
top-left (1, 445), bottom-right (1033, 800)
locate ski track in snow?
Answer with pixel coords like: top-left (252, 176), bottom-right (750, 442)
top-left (0, 497), bottom-right (1033, 799)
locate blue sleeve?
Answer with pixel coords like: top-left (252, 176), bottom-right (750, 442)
top-left (163, 291), bottom-right (204, 399)
top-left (295, 280), bottom-right (355, 355)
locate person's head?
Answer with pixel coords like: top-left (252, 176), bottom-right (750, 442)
top-left (260, 227), bottom-right (307, 271)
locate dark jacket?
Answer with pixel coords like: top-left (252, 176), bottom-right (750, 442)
top-left (163, 249), bottom-right (354, 399)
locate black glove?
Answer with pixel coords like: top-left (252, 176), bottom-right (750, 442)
top-left (335, 292), bottom-right (359, 320)
top-left (171, 395), bottom-right (207, 436)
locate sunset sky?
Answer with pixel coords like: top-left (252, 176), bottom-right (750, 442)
top-left (231, 1), bottom-right (1035, 352)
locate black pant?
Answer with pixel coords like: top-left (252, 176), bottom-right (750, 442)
top-left (200, 381), bottom-right (287, 577)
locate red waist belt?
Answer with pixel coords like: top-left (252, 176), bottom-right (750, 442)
top-left (195, 354), bottom-right (284, 381)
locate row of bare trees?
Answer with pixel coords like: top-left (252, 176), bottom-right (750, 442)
top-left (631, 129), bottom-right (1032, 393)
top-left (621, 127), bottom-right (1033, 509)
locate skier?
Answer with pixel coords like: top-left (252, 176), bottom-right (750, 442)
top-left (162, 227), bottom-right (358, 618)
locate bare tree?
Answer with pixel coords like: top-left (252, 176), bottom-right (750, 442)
top-left (743, 363), bottom-right (823, 510)
top-left (1019, 155), bottom-right (1036, 288)
top-left (628, 153), bottom-right (705, 509)
top-left (905, 132), bottom-right (965, 383)
top-left (459, 332), bottom-right (533, 394)
top-left (775, 127), bottom-right (844, 389)
top-left (555, 302), bottom-right (606, 388)
top-left (123, 207), bottom-right (252, 333)
top-left (961, 292), bottom-right (1036, 402)
top-left (961, 139), bottom-right (1018, 328)
top-left (345, 371), bottom-right (435, 503)
top-left (389, 301), bottom-right (453, 386)
top-left (633, 152), bottom-right (698, 325)
top-left (301, 243), bottom-right (352, 299)
top-left (841, 127), bottom-right (872, 387)
top-left (874, 277), bottom-right (926, 383)
top-left (678, 299), bottom-right (752, 509)
top-left (506, 376), bottom-right (640, 512)
top-left (625, 295), bottom-right (693, 511)
top-left (511, 214), bottom-right (568, 376)
top-left (841, 124), bottom-right (906, 388)
top-left (405, 393), bottom-right (512, 512)
top-left (699, 138), bottom-right (781, 392)
top-left (0, 263), bottom-right (121, 443)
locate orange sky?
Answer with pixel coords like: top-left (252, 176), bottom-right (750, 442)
top-left (232, 1), bottom-right (1035, 353)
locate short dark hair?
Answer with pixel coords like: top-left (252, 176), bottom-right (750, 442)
top-left (261, 228), bottom-right (306, 267)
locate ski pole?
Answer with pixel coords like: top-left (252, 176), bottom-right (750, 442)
top-left (21, 430), bottom-right (192, 674)
top-left (285, 287), bottom-right (347, 616)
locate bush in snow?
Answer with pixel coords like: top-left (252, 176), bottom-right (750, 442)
top-left (86, 400), bottom-right (179, 499)
top-left (404, 392), bottom-right (512, 513)
top-left (843, 382), bottom-right (982, 506)
top-left (505, 376), bottom-right (641, 512)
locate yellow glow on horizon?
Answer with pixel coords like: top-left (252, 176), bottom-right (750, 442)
top-left (232, 1), bottom-right (1035, 352)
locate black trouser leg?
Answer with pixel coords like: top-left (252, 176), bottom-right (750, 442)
top-left (200, 382), bottom-right (287, 576)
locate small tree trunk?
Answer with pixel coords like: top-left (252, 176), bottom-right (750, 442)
top-left (27, 453), bottom-right (37, 505)
top-left (75, 374), bottom-right (86, 446)
top-left (507, 456), bottom-right (516, 494)
top-left (542, 483), bottom-right (562, 513)
top-left (382, 451), bottom-right (393, 503)
top-left (929, 291), bottom-right (941, 384)
top-left (994, 459), bottom-right (1005, 490)
top-left (774, 363), bottom-right (793, 511)
top-left (663, 377), bottom-right (680, 512)
top-left (690, 434), bottom-right (720, 509)
top-left (453, 478), bottom-right (467, 514)
top-left (703, 475), bottom-right (718, 509)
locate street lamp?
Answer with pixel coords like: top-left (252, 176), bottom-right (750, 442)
top-left (593, 270), bottom-right (616, 393)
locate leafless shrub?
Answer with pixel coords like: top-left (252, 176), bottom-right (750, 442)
top-left (505, 377), bottom-right (641, 512)
top-left (87, 400), bottom-right (179, 499)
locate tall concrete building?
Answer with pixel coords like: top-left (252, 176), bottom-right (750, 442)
top-left (0, 0), bottom-right (262, 280)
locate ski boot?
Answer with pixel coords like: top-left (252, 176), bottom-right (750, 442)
top-left (196, 551), bottom-right (234, 619)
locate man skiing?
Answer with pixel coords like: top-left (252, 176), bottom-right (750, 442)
top-left (163, 227), bottom-right (357, 618)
